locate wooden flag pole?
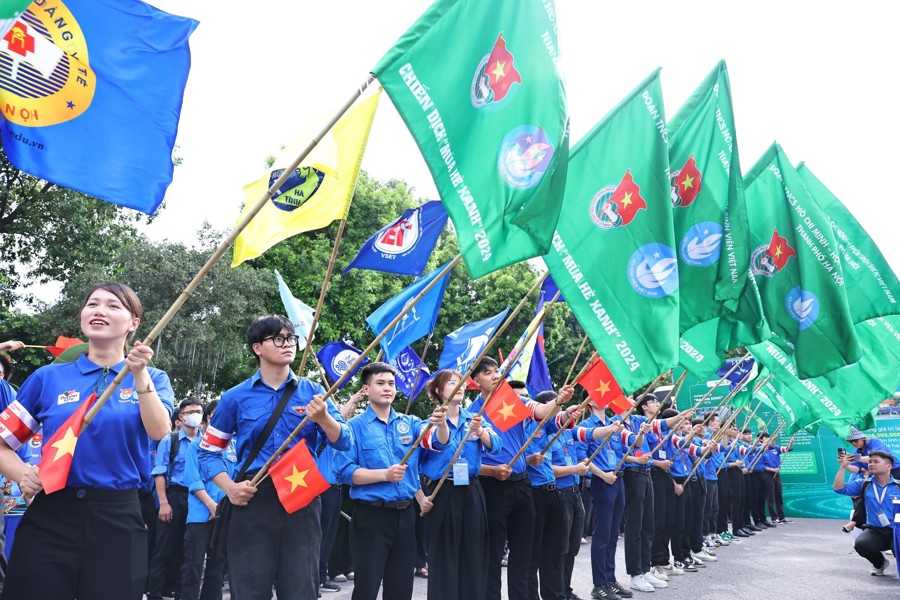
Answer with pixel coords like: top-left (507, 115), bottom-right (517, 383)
top-left (310, 350), bottom-right (332, 389)
top-left (746, 419), bottom-right (785, 472)
top-left (538, 351), bottom-right (599, 456)
top-left (81, 74), bottom-right (377, 429)
top-left (774, 432), bottom-right (798, 475)
top-left (248, 255), bottom-right (460, 487)
top-left (645, 374), bottom-right (692, 456)
top-left (675, 368), bottom-right (756, 454)
top-left (684, 394), bottom-right (760, 483)
top-left (396, 272), bottom-right (549, 465)
top-left (563, 334), bottom-right (589, 387)
top-left (405, 332), bottom-right (434, 415)
top-left (714, 386), bottom-right (771, 476)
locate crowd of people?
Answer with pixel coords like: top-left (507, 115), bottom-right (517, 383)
top-left (0, 281), bottom-right (893, 600)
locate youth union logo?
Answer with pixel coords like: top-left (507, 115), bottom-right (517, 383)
top-left (269, 166), bottom-right (325, 212)
top-left (679, 222), bottom-right (722, 267)
top-left (497, 125), bottom-right (555, 189)
top-left (471, 33), bottom-right (521, 109)
top-left (785, 287), bottom-right (819, 331)
top-left (373, 209), bottom-right (421, 256)
top-left (627, 243), bottom-right (679, 298)
top-left (331, 349), bottom-right (361, 376)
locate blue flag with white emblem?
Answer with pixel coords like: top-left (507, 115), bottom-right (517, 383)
top-left (0, 0), bottom-right (197, 214)
top-left (275, 270), bottom-right (315, 351)
top-left (391, 345), bottom-right (430, 403)
top-left (343, 201), bottom-right (448, 276)
top-left (317, 341), bottom-right (368, 389)
top-left (365, 261), bottom-right (452, 363)
top-left (527, 291), bottom-right (555, 395)
top-left (715, 357), bottom-right (756, 391)
top-left (438, 308), bottom-right (510, 375)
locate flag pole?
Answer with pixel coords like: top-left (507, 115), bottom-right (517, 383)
top-left (405, 332), bottom-right (434, 415)
top-left (714, 384), bottom-right (771, 476)
top-left (563, 334), bottom-right (589, 387)
top-left (746, 418), bottom-right (785, 472)
top-left (81, 74), bottom-right (377, 429)
top-left (538, 352), bottom-right (598, 456)
top-left (397, 272), bottom-right (549, 465)
top-left (249, 254), bottom-right (460, 487)
top-left (683, 395), bottom-right (759, 482)
top-left (774, 432), bottom-right (798, 475)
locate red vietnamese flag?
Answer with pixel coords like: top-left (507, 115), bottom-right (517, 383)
top-left (577, 357), bottom-right (626, 409)
top-left (45, 336), bottom-right (84, 357)
top-left (611, 170), bottom-right (647, 225)
top-left (674, 155), bottom-right (702, 207)
top-left (270, 439), bottom-right (330, 514)
top-left (608, 395), bottom-right (635, 415)
top-left (485, 33), bottom-right (521, 102)
top-left (484, 380), bottom-right (531, 432)
top-left (38, 393), bottom-right (97, 494)
top-left (764, 228), bottom-right (796, 271)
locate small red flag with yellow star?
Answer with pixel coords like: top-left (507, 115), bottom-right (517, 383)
top-left (38, 392), bottom-right (97, 494)
top-left (611, 169), bottom-right (647, 225)
top-left (673, 154), bottom-right (702, 207)
top-left (764, 228), bottom-right (797, 272)
top-left (578, 358), bottom-right (627, 411)
top-left (270, 439), bottom-right (329, 514)
top-left (484, 380), bottom-right (532, 432)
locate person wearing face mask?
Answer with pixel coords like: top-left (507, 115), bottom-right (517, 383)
top-left (147, 397), bottom-right (205, 600)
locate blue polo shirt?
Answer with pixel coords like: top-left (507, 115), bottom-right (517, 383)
top-left (577, 413), bottom-right (636, 472)
top-left (0, 378), bottom-right (16, 409)
top-left (524, 420), bottom-right (556, 487)
top-left (335, 406), bottom-right (445, 502)
top-left (0, 353), bottom-right (174, 490)
top-left (836, 477), bottom-right (900, 527)
top-left (198, 372), bottom-right (351, 482)
top-left (419, 406), bottom-right (501, 481)
top-left (185, 436), bottom-right (237, 524)
top-left (856, 438), bottom-right (900, 468)
top-left (621, 415), bottom-right (668, 472)
top-left (550, 429), bottom-right (581, 489)
top-left (470, 394), bottom-right (538, 474)
top-left (762, 446), bottom-right (790, 470)
top-left (152, 429), bottom-right (198, 487)
top-left (745, 443), bottom-right (767, 472)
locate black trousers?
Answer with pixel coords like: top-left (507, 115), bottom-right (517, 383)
top-left (2, 487), bottom-right (147, 600)
top-left (704, 480), bottom-right (719, 535)
top-left (480, 476), bottom-right (535, 600)
top-left (750, 471), bottom-right (767, 523)
top-left (329, 486), bottom-right (355, 578)
top-left (741, 473), bottom-right (754, 527)
top-left (854, 527), bottom-right (894, 568)
top-left (650, 469), bottom-right (674, 567)
top-left (716, 470), bottom-right (731, 533)
top-left (764, 472), bottom-right (784, 520)
top-left (148, 485), bottom-right (189, 599)
top-left (561, 487), bottom-right (584, 595)
top-left (139, 488), bottom-right (158, 588)
top-left (529, 487), bottom-right (566, 600)
top-left (425, 480), bottom-right (488, 600)
top-left (581, 478), bottom-right (594, 537)
top-left (622, 469), bottom-right (654, 576)
top-left (413, 497), bottom-right (429, 570)
top-left (729, 468), bottom-right (745, 532)
top-left (686, 477), bottom-right (705, 553)
top-left (351, 503), bottom-right (416, 600)
top-left (670, 477), bottom-right (688, 562)
top-left (181, 521), bottom-right (227, 600)
top-left (319, 485), bottom-right (342, 584)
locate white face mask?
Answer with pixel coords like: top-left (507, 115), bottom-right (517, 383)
top-left (182, 413), bottom-right (202, 429)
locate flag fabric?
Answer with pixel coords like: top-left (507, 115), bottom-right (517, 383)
top-left (752, 366), bottom-right (818, 434)
top-left (365, 261), bottom-right (453, 362)
top-left (526, 291), bottom-right (554, 395)
top-left (577, 357), bottom-right (627, 410)
top-left (275, 270), bottom-right (315, 351)
top-left (483, 380), bottom-right (532, 432)
top-left (45, 336), bottom-right (83, 357)
top-left (543, 70), bottom-right (676, 394)
top-left (437, 308), bottom-right (510, 375)
top-left (343, 201), bottom-right (448, 276)
top-left (743, 144), bottom-right (860, 378)
top-left (38, 392), bottom-right (97, 493)
top-left (541, 275), bottom-right (564, 304)
top-left (0, 0), bottom-right (196, 214)
top-left (269, 439), bottom-right (329, 513)
top-left (505, 323), bottom-right (539, 385)
top-left (0, 1), bottom-right (34, 39)
top-left (608, 395), bottom-right (636, 416)
top-left (796, 163), bottom-right (900, 322)
top-left (317, 341), bottom-right (368, 389)
top-left (372, 0), bottom-right (569, 278)
top-left (392, 345), bottom-right (430, 403)
top-left (715, 357), bottom-right (756, 391)
top-left (232, 90), bottom-right (381, 266)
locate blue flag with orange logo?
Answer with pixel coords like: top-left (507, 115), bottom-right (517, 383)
top-left (0, 0), bottom-right (197, 214)
top-left (343, 201), bottom-right (448, 277)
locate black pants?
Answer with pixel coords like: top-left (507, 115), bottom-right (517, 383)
top-left (729, 468), bottom-right (745, 532)
top-left (650, 469), bottom-right (674, 567)
top-left (686, 477), bottom-right (705, 553)
top-left (228, 479), bottom-right (321, 600)
top-left (670, 477), bottom-right (688, 562)
top-left (148, 486), bottom-right (189, 599)
top-left (581, 478), bottom-right (593, 537)
top-left (622, 469), bottom-right (654, 576)
top-left (742, 473), bottom-right (754, 527)
top-left (750, 472), bottom-right (767, 523)
top-left (704, 479), bottom-right (719, 535)
top-left (414, 497), bottom-right (429, 570)
top-left (764, 472), bottom-right (785, 520)
top-left (480, 476), bottom-right (535, 600)
top-left (425, 480), bottom-right (488, 600)
top-left (716, 470), bottom-right (731, 533)
top-left (854, 527), bottom-right (894, 568)
top-left (329, 486), bottom-right (354, 578)
top-left (2, 487), bottom-right (147, 600)
top-left (351, 503), bottom-right (416, 600)
top-left (181, 521), bottom-right (227, 600)
top-left (139, 488), bottom-right (159, 589)
top-left (319, 485), bottom-right (342, 584)
top-left (561, 487), bottom-right (584, 595)
top-left (851, 495), bottom-right (867, 526)
top-left (529, 487), bottom-right (566, 600)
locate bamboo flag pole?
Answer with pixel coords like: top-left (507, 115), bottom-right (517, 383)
top-left (563, 334), bottom-right (589, 387)
top-left (736, 411), bottom-right (779, 476)
top-left (683, 398), bottom-right (762, 484)
top-left (684, 392), bottom-right (761, 482)
top-left (396, 272), bottom-right (549, 465)
top-left (774, 432), bottom-right (798, 475)
top-left (746, 420), bottom-right (785, 472)
top-left (248, 255), bottom-right (460, 487)
top-left (297, 218), bottom-right (348, 377)
top-left (715, 386), bottom-right (771, 475)
top-left (423, 292), bottom-right (562, 507)
top-left (405, 332), bottom-right (434, 415)
top-left (538, 351), bottom-right (599, 456)
top-left (645, 374), bottom-right (694, 456)
top-left (80, 75), bottom-right (377, 429)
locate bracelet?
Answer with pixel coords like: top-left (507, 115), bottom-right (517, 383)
top-left (136, 384), bottom-right (155, 395)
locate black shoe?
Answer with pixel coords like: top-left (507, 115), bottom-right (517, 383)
top-left (778, 518), bottom-right (794, 524)
top-left (747, 524), bottom-right (762, 532)
top-left (733, 529), bottom-right (750, 537)
top-left (591, 585), bottom-right (620, 600)
top-left (320, 580), bottom-right (341, 593)
top-left (610, 580), bottom-right (633, 598)
top-left (568, 593), bottom-right (585, 600)
top-left (762, 520), bottom-right (776, 528)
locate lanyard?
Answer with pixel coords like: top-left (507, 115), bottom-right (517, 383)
top-left (872, 481), bottom-right (893, 505)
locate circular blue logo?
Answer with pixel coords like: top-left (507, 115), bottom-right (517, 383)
top-left (627, 243), bottom-right (679, 298)
top-left (269, 167), bottom-right (324, 212)
top-left (679, 222), bottom-right (723, 267)
top-left (785, 286), bottom-right (819, 331)
top-left (497, 125), bottom-right (555, 189)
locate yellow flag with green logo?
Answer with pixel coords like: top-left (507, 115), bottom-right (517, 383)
top-left (232, 90), bottom-right (381, 266)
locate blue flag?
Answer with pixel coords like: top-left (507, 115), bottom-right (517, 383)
top-left (438, 309), bottom-right (510, 375)
top-left (527, 292), bottom-right (554, 395)
top-left (0, 0), bottom-right (197, 214)
top-left (541, 275), bottom-right (564, 304)
top-left (317, 341), bottom-right (368, 389)
top-left (275, 270), bottom-right (315, 350)
top-left (715, 357), bottom-right (756, 391)
top-left (343, 201), bottom-right (448, 276)
top-left (365, 261), bottom-right (452, 363)
top-left (392, 345), bottom-right (430, 403)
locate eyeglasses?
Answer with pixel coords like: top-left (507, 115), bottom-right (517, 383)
top-left (181, 409), bottom-right (203, 416)
top-left (263, 334), bottom-right (300, 348)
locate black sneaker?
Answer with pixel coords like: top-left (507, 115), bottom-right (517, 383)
top-left (762, 520), bottom-right (776, 528)
top-left (568, 593), bottom-right (585, 600)
top-left (675, 560), bottom-right (698, 573)
top-left (610, 580), bottom-right (633, 598)
top-left (747, 524), bottom-right (762, 532)
top-left (320, 580), bottom-right (340, 593)
top-left (591, 585), bottom-right (620, 600)
top-left (733, 529), bottom-right (750, 537)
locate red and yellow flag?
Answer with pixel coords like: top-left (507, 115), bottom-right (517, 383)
top-left (45, 336), bottom-right (83, 357)
top-left (578, 358), bottom-right (627, 410)
top-left (270, 439), bottom-right (329, 514)
top-left (38, 393), bottom-right (97, 494)
top-left (484, 380), bottom-right (531, 432)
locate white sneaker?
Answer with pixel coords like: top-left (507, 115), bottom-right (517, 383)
top-left (664, 562), bottom-right (684, 576)
top-left (643, 571), bottom-right (668, 588)
top-left (630, 574), bottom-right (655, 592)
top-left (871, 556), bottom-right (890, 576)
top-left (716, 534), bottom-right (731, 546)
top-left (650, 566), bottom-right (669, 581)
top-left (581, 537), bottom-right (588, 545)
top-left (693, 550), bottom-right (717, 562)
top-left (704, 546), bottom-right (718, 557)
top-left (333, 574), bottom-right (347, 583)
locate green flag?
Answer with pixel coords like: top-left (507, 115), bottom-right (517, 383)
top-left (743, 144), bottom-right (860, 378)
top-left (796, 163), bottom-right (900, 322)
top-left (372, 0), bottom-right (569, 278)
top-left (754, 367), bottom-right (818, 434)
top-left (543, 70), bottom-right (675, 393)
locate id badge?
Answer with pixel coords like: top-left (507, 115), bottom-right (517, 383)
top-left (877, 510), bottom-right (890, 527)
top-left (453, 460), bottom-right (470, 486)
top-left (658, 450), bottom-right (667, 460)
top-left (565, 454), bottom-right (574, 466)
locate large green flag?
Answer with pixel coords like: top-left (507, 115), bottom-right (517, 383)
top-left (753, 366), bottom-right (818, 434)
top-left (743, 144), bottom-right (860, 378)
top-left (796, 164), bottom-right (900, 322)
top-left (372, 0), bottom-right (568, 278)
top-left (543, 70), bottom-right (675, 393)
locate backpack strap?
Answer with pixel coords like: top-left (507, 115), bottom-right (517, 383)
top-left (166, 430), bottom-right (178, 487)
top-left (234, 379), bottom-right (298, 482)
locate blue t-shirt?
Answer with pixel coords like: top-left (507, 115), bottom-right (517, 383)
top-left (620, 415), bottom-right (668, 472)
top-left (185, 436), bottom-right (237, 524)
top-left (418, 406), bottom-right (501, 481)
top-left (152, 429), bottom-right (197, 487)
top-left (524, 420), bottom-right (556, 487)
top-left (576, 413), bottom-right (636, 472)
top-left (550, 429), bottom-right (581, 489)
top-left (836, 477), bottom-right (900, 527)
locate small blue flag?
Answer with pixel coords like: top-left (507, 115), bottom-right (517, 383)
top-left (716, 357), bottom-right (756, 391)
top-left (438, 309), bottom-right (510, 375)
top-left (365, 261), bottom-right (453, 363)
top-left (275, 270), bottom-right (315, 350)
top-left (392, 345), bottom-right (430, 403)
top-left (527, 292), bottom-right (554, 395)
top-left (317, 341), bottom-right (368, 389)
top-left (0, 0), bottom-right (197, 214)
top-left (541, 275), bottom-right (564, 303)
top-left (343, 201), bottom-right (448, 276)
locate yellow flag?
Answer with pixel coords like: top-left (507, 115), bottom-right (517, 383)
top-left (232, 90), bottom-right (381, 266)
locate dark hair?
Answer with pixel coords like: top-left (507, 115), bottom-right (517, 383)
top-left (659, 408), bottom-right (678, 419)
top-left (0, 354), bottom-right (11, 380)
top-left (473, 357), bottom-right (499, 375)
top-left (81, 282), bottom-right (143, 340)
top-left (741, 427), bottom-right (753, 434)
top-left (246, 315), bottom-right (294, 361)
top-left (690, 417), bottom-right (705, 426)
top-left (533, 390), bottom-right (557, 405)
top-left (179, 396), bottom-right (202, 411)
top-left (635, 392), bottom-right (658, 416)
top-left (205, 399), bottom-right (219, 420)
top-left (171, 407), bottom-right (181, 427)
top-left (869, 450), bottom-right (895, 465)
top-left (508, 379), bottom-right (527, 391)
top-left (707, 413), bottom-right (721, 424)
top-left (360, 361), bottom-right (396, 386)
top-left (758, 432), bottom-right (770, 440)
top-left (427, 369), bottom-right (463, 404)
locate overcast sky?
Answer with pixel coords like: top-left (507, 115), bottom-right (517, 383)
top-left (137, 0), bottom-right (898, 279)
